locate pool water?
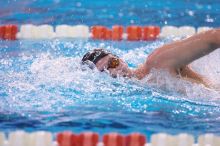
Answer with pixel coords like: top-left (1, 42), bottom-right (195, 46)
top-left (1, 0), bottom-right (220, 139)
top-left (1, 0), bottom-right (220, 27)
top-left (1, 38), bottom-right (220, 138)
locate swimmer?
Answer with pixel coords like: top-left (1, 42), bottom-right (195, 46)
top-left (82, 28), bottom-right (220, 89)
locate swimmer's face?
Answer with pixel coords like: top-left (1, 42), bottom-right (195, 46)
top-left (95, 54), bottom-right (132, 77)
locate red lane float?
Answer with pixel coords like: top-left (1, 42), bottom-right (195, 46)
top-left (103, 133), bottom-right (125, 146)
top-left (91, 26), bottom-right (108, 40)
top-left (0, 26), bottom-right (5, 39)
top-left (142, 26), bottom-right (160, 40)
top-left (126, 133), bottom-right (146, 146)
top-left (57, 131), bottom-right (78, 146)
top-left (112, 25), bottom-right (123, 41)
top-left (106, 29), bottom-right (112, 40)
top-left (3, 24), bottom-right (18, 40)
top-left (78, 132), bottom-right (99, 146)
top-left (126, 26), bottom-right (142, 41)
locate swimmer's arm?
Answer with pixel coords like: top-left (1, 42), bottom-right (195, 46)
top-left (180, 66), bottom-right (212, 88)
top-left (147, 28), bottom-right (220, 69)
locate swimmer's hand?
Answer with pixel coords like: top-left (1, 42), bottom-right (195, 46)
top-left (206, 81), bottom-right (220, 92)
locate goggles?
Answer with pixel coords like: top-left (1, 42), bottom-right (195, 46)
top-left (82, 49), bottom-right (120, 71)
top-left (107, 57), bottom-right (120, 69)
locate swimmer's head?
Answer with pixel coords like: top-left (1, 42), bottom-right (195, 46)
top-left (82, 49), bottom-right (132, 77)
top-left (82, 49), bottom-right (110, 66)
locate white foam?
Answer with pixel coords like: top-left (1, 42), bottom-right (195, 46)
top-left (191, 49), bottom-right (220, 84)
top-left (2, 39), bottom-right (220, 115)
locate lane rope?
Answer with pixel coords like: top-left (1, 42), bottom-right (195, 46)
top-left (0, 24), bottom-right (213, 41)
top-left (1, 131), bottom-right (220, 146)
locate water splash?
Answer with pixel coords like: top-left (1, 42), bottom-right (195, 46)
top-left (0, 39), bottom-right (220, 135)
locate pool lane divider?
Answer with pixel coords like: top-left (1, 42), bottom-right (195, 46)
top-left (1, 131), bottom-right (220, 146)
top-left (0, 25), bottom-right (18, 40)
top-left (0, 24), bottom-right (214, 41)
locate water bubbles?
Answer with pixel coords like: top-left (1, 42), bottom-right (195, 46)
top-left (129, 12), bottom-right (134, 16)
top-left (167, 14), bottom-right (172, 18)
top-left (118, 12), bottom-right (123, 17)
top-left (207, 5), bottom-right (212, 10)
top-left (54, 0), bottom-right (60, 4)
top-left (130, 20), bottom-right (135, 24)
top-left (76, 2), bottom-right (82, 7)
top-left (205, 15), bottom-right (214, 23)
top-left (195, 3), bottom-right (203, 9)
top-left (187, 10), bottom-right (194, 16)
